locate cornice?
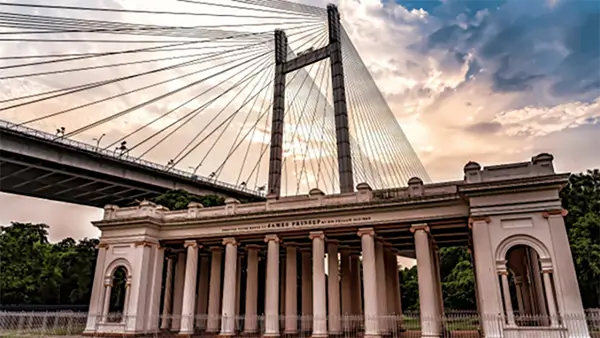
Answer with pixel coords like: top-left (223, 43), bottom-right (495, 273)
top-left (93, 194), bottom-right (463, 230)
top-left (458, 173), bottom-right (570, 197)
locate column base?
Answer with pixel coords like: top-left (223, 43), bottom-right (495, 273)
top-left (310, 334), bottom-right (328, 338)
top-left (362, 335), bottom-right (382, 338)
top-left (263, 333), bottom-right (280, 337)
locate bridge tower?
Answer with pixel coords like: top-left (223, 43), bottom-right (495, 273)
top-left (267, 4), bottom-right (354, 197)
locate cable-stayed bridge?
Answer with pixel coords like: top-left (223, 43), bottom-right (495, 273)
top-left (0, 0), bottom-right (430, 207)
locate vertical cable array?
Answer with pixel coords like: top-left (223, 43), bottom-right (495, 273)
top-left (0, 0), bottom-right (430, 198)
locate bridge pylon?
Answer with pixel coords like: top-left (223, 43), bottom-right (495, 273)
top-left (267, 4), bottom-right (354, 198)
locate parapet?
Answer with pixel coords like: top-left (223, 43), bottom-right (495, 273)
top-left (464, 153), bottom-right (556, 183)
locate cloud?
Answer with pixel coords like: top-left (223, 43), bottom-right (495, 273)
top-left (0, 0), bottom-right (599, 240)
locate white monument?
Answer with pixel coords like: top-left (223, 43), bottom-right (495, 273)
top-left (83, 154), bottom-right (590, 338)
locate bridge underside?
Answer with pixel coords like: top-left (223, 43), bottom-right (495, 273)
top-left (0, 153), bottom-right (168, 208)
top-left (0, 128), bottom-right (263, 208)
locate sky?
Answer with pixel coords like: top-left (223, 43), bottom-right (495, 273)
top-left (0, 0), bottom-right (598, 242)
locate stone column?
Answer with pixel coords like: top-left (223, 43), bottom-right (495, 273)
top-left (300, 248), bottom-right (313, 332)
top-left (206, 247), bottom-right (223, 333)
top-left (411, 224), bottom-right (441, 337)
top-left (280, 253), bottom-right (286, 329)
top-left (375, 240), bottom-right (388, 334)
top-left (84, 243), bottom-right (108, 333)
top-left (101, 280), bottom-right (112, 322)
top-left (220, 238), bottom-right (238, 336)
top-left (180, 241), bottom-right (200, 334)
top-left (358, 228), bottom-right (379, 337)
top-left (514, 276), bottom-right (525, 314)
top-left (284, 244), bottom-right (298, 334)
top-left (340, 248), bottom-right (352, 331)
top-left (160, 255), bottom-right (174, 330)
top-left (499, 270), bottom-right (516, 326)
top-left (264, 234), bottom-right (280, 337)
top-left (384, 248), bottom-right (397, 331)
top-left (244, 245), bottom-right (260, 334)
top-left (327, 240), bottom-right (342, 334)
top-left (196, 253), bottom-right (210, 330)
top-left (391, 253), bottom-right (402, 317)
top-left (350, 253), bottom-right (363, 316)
top-left (171, 251), bottom-right (186, 331)
top-left (542, 269), bottom-right (558, 326)
top-left (310, 231), bottom-right (327, 337)
top-left (235, 254), bottom-right (243, 331)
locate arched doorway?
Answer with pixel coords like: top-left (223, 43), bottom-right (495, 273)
top-left (107, 266), bottom-right (129, 322)
top-left (102, 265), bottom-right (131, 323)
top-left (500, 244), bottom-right (559, 327)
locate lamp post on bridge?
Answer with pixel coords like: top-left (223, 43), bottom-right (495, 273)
top-left (93, 133), bottom-right (106, 149)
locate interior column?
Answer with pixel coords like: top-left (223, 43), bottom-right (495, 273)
top-left (411, 224), bottom-right (441, 337)
top-left (195, 253), bottom-right (210, 330)
top-left (300, 248), bottom-right (313, 332)
top-left (284, 244), bottom-right (298, 334)
top-left (171, 251), bottom-right (186, 331)
top-left (340, 248), bottom-right (352, 332)
top-left (179, 240), bottom-right (200, 335)
top-left (160, 255), bottom-right (174, 330)
top-left (374, 239), bottom-right (389, 334)
top-left (206, 247), bottom-right (223, 333)
top-left (358, 228), bottom-right (380, 338)
top-left (327, 240), bottom-right (342, 335)
top-left (310, 231), bottom-right (328, 337)
top-left (264, 234), bottom-right (281, 337)
top-left (220, 238), bottom-right (238, 336)
top-left (244, 245), bottom-right (260, 334)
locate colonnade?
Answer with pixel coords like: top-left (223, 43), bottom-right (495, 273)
top-left (159, 225), bottom-right (444, 337)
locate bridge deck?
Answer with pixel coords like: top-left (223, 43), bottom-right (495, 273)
top-left (0, 120), bottom-right (264, 208)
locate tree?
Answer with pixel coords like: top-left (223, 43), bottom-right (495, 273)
top-left (400, 266), bottom-right (419, 311)
top-left (150, 189), bottom-right (226, 210)
top-left (0, 223), bottom-right (61, 304)
top-left (0, 223), bottom-right (98, 307)
top-left (561, 169), bottom-right (600, 308)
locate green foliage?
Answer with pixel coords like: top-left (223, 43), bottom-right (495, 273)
top-left (0, 222), bottom-right (98, 306)
top-left (400, 266), bottom-right (419, 311)
top-left (150, 189), bottom-right (225, 210)
top-left (560, 169), bottom-right (600, 308)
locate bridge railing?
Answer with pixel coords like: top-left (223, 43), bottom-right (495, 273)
top-left (0, 119), bottom-right (264, 197)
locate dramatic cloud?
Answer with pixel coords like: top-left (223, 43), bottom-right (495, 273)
top-left (0, 0), bottom-right (598, 240)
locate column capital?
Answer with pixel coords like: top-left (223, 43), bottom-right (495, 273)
top-left (339, 246), bottom-right (351, 253)
top-left (514, 276), bottom-right (523, 284)
top-left (542, 209), bottom-right (568, 218)
top-left (309, 231), bottom-right (325, 240)
top-left (541, 268), bottom-right (554, 274)
top-left (209, 246), bottom-right (223, 252)
top-left (357, 227), bottom-right (375, 237)
top-left (199, 252), bottom-right (211, 258)
top-left (349, 251), bottom-right (361, 257)
top-left (264, 234), bottom-right (280, 243)
top-left (497, 270), bottom-right (509, 276)
top-left (326, 239), bottom-right (339, 246)
top-left (134, 240), bottom-right (157, 247)
top-left (184, 240), bottom-right (200, 248)
top-left (468, 216), bottom-right (491, 227)
top-left (283, 242), bottom-right (299, 248)
top-left (410, 223), bottom-right (430, 233)
top-left (299, 247), bottom-right (311, 254)
top-left (222, 237), bottom-right (238, 246)
top-left (246, 244), bottom-right (262, 251)
top-left (96, 242), bottom-right (109, 249)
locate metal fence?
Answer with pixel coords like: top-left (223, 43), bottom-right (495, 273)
top-left (0, 310), bottom-right (598, 337)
